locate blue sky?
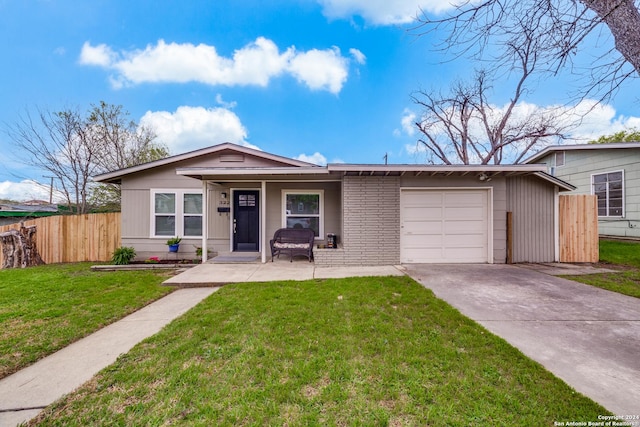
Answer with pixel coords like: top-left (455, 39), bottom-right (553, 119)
top-left (1, 0), bottom-right (639, 201)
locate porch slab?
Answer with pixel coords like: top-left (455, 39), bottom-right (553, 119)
top-left (162, 260), bottom-right (405, 286)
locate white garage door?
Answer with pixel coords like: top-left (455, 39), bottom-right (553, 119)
top-left (400, 189), bottom-right (491, 263)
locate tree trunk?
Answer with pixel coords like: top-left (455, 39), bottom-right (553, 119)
top-left (0, 223), bottom-right (45, 269)
top-left (582, 0), bottom-right (640, 75)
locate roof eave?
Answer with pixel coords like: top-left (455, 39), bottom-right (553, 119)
top-left (532, 172), bottom-right (576, 191)
top-left (93, 142), bottom-right (316, 183)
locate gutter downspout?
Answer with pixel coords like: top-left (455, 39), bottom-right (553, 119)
top-left (261, 180), bottom-right (267, 263)
top-left (201, 179), bottom-right (208, 264)
top-left (554, 186), bottom-right (560, 262)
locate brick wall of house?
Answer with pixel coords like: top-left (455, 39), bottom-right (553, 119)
top-left (315, 175), bottom-right (400, 266)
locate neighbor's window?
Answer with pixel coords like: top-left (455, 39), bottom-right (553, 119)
top-left (282, 190), bottom-right (323, 238)
top-left (592, 171), bottom-right (624, 217)
top-left (555, 151), bottom-right (565, 167)
top-left (152, 190), bottom-right (203, 237)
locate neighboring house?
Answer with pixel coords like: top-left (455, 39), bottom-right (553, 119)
top-left (524, 142), bottom-right (640, 239)
top-left (94, 143), bottom-right (575, 265)
top-left (0, 202), bottom-right (59, 226)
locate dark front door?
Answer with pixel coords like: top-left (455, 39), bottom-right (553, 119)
top-left (233, 190), bottom-right (259, 251)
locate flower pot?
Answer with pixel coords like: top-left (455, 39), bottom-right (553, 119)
top-left (168, 244), bottom-right (180, 253)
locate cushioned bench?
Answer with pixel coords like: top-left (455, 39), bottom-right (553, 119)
top-left (270, 228), bottom-right (315, 262)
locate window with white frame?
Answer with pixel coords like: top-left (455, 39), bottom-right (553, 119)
top-left (555, 151), bottom-right (565, 167)
top-left (592, 171), bottom-right (624, 217)
top-left (282, 190), bottom-right (323, 238)
top-left (152, 190), bottom-right (203, 237)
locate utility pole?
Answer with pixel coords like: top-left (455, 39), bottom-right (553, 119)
top-left (43, 176), bottom-right (54, 204)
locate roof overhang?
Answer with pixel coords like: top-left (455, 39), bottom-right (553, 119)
top-left (176, 166), bottom-right (331, 181)
top-left (327, 163), bottom-right (547, 177)
top-left (532, 172), bottom-right (576, 191)
top-left (175, 163), bottom-right (574, 190)
top-left (93, 142), bottom-right (316, 184)
top-left (524, 142), bottom-right (640, 164)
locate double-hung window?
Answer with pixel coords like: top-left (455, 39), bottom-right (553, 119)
top-left (591, 171), bottom-right (624, 217)
top-left (152, 190), bottom-right (203, 237)
top-left (282, 190), bottom-right (323, 238)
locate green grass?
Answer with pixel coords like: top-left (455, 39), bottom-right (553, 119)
top-left (562, 239), bottom-right (640, 298)
top-left (598, 239), bottom-right (640, 268)
top-left (0, 263), bottom-right (173, 379)
top-left (32, 276), bottom-right (606, 426)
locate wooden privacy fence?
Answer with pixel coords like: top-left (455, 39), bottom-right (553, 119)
top-left (559, 195), bottom-right (598, 263)
top-left (0, 213), bottom-right (121, 266)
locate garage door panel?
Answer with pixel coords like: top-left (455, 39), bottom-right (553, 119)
top-left (401, 189), bottom-right (490, 263)
top-left (445, 191), bottom-right (485, 205)
top-left (402, 248), bottom-right (445, 263)
top-left (444, 220), bottom-right (486, 234)
top-left (443, 248), bottom-right (487, 263)
top-left (402, 234), bottom-right (443, 247)
top-left (443, 234), bottom-right (486, 247)
top-left (403, 191), bottom-right (443, 206)
top-left (403, 207), bottom-right (443, 220)
top-left (444, 206), bottom-right (485, 219)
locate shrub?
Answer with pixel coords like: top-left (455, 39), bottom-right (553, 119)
top-left (111, 246), bottom-right (136, 265)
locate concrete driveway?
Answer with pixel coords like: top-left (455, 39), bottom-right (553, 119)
top-left (403, 264), bottom-right (640, 415)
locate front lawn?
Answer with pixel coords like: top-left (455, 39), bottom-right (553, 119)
top-left (0, 263), bottom-right (173, 379)
top-left (563, 239), bottom-right (640, 298)
top-left (32, 276), bottom-right (606, 426)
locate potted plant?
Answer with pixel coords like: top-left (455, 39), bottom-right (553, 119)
top-left (166, 236), bottom-right (182, 252)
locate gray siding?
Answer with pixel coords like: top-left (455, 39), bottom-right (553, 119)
top-left (316, 176), bottom-right (400, 266)
top-left (265, 181), bottom-right (342, 246)
top-left (537, 148), bottom-right (640, 238)
top-left (506, 176), bottom-right (556, 262)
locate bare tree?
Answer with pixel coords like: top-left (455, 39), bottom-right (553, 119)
top-left (414, 0), bottom-right (640, 101)
top-left (413, 24), bottom-right (570, 164)
top-left (5, 102), bottom-right (169, 213)
top-left (6, 108), bottom-right (96, 213)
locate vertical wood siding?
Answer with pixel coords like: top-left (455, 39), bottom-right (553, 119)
top-left (0, 213), bottom-right (121, 266)
top-left (506, 176), bottom-right (555, 262)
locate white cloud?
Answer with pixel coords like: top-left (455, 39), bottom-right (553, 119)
top-left (295, 152), bottom-right (328, 165)
top-left (349, 48), bottom-right (366, 65)
top-left (287, 47), bottom-right (348, 93)
top-left (139, 106), bottom-right (257, 154)
top-left (398, 108), bottom-right (417, 136)
top-left (78, 42), bottom-right (116, 67)
top-left (317, 0), bottom-right (455, 25)
top-left (560, 100), bottom-right (640, 142)
top-left (215, 94), bottom-right (237, 109)
top-left (80, 37), bottom-right (356, 94)
top-left (0, 179), bottom-right (56, 202)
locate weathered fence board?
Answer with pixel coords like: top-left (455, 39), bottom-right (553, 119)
top-left (559, 195), bottom-right (599, 263)
top-left (0, 213), bottom-right (121, 266)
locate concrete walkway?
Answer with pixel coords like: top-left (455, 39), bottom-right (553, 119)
top-left (404, 264), bottom-right (640, 414)
top-left (162, 260), bottom-right (405, 286)
top-left (0, 288), bottom-right (218, 427)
